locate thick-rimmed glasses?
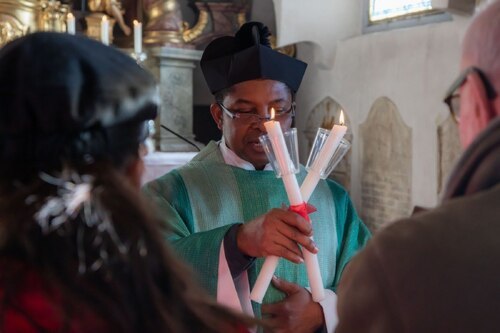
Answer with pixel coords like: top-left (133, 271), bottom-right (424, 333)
top-left (443, 66), bottom-right (497, 123)
top-left (218, 102), bottom-right (296, 124)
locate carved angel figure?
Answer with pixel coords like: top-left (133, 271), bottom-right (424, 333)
top-left (0, 15), bottom-right (26, 47)
top-left (88, 0), bottom-right (131, 35)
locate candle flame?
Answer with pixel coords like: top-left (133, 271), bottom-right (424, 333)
top-left (270, 107), bottom-right (275, 120)
top-left (133, 20), bottom-right (139, 26)
top-left (102, 15), bottom-right (108, 22)
top-left (67, 13), bottom-right (74, 19)
top-left (339, 110), bottom-right (345, 126)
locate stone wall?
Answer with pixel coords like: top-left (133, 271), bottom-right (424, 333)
top-left (360, 97), bottom-right (412, 230)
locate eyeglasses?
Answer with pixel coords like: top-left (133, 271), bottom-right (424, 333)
top-left (443, 66), bottom-right (497, 123)
top-left (218, 102), bottom-right (296, 124)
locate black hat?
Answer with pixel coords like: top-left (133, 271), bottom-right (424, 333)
top-left (0, 32), bottom-right (158, 176)
top-left (200, 22), bottom-right (307, 94)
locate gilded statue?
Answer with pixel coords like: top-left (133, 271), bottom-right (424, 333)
top-left (142, 0), bottom-right (207, 46)
top-left (0, 0), bottom-right (62, 47)
top-left (0, 15), bottom-right (25, 46)
top-left (88, 0), bottom-right (131, 35)
top-left (38, 0), bottom-right (69, 33)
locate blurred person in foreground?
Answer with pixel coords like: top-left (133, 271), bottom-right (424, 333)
top-left (0, 32), bottom-right (253, 333)
top-left (336, 2), bottom-right (500, 332)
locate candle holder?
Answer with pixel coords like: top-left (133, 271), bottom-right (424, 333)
top-left (130, 51), bottom-right (147, 64)
top-left (259, 128), bottom-right (299, 177)
top-left (306, 128), bottom-right (351, 179)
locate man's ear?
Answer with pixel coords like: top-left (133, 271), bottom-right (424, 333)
top-left (469, 72), bottom-right (496, 127)
top-left (210, 103), bottom-right (223, 130)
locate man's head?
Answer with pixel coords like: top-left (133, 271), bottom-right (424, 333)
top-left (200, 22), bottom-right (306, 169)
top-left (448, 1), bottom-right (500, 148)
top-left (210, 79), bottom-right (294, 170)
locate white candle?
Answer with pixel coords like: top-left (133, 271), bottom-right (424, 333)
top-left (301, 110), bottom-right (348, 202)
top-left (133, 20), bottom-right (142, 54)
top-left (67, 13), bottom-right (76, 35)
top-left (297, 112), bottom-right (347, 302)
top-left (250, 256), bottom-right (279, 303)
top-left (250, 110), bottom-right (325, 303)
top-left (101, 15), bottom-right (109, 45)
top-left (263, 116), bottom-right (302, 205)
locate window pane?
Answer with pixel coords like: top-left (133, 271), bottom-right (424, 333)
top-left (370, 0), bottom-right (433, 22)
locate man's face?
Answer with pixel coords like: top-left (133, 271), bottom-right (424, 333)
top-left (210, 79), bottom-right (294, 170)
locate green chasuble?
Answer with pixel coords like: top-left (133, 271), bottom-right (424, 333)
top-left (143, 141), bottom-right (370, 310)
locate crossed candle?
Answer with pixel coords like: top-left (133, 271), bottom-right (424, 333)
top-left (250, 111), bottom-right (348, 303)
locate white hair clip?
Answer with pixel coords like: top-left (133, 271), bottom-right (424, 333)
top-left (33, 171), bottom-right (129, 274)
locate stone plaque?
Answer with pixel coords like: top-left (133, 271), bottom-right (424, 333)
top-left (360, 97), bottom-right (412, 230)
top-left (304, 97), bottom-right (352, 191)
top-left (437, 115), bottom-right (462, 194)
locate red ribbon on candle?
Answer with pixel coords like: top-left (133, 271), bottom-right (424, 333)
top-left (289, 203), bottom-right (317, 222)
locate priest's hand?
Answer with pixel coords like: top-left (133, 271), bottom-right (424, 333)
top-left (236, 208), bottom-right (318, 263)
top-left (262, 276), bottom-right (325, 333)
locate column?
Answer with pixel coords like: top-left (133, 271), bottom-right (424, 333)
top-left (148, 47), bottom-right (203, 152)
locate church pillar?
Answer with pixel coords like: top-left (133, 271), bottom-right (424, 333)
top-left (147, 47), bottom-right (203, 152)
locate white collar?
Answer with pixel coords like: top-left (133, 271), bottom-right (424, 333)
top-left (219, 137), bottom-right (273, 171)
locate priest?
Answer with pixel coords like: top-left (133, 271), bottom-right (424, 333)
top-left (144, 22), bottom-right (370, 333)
